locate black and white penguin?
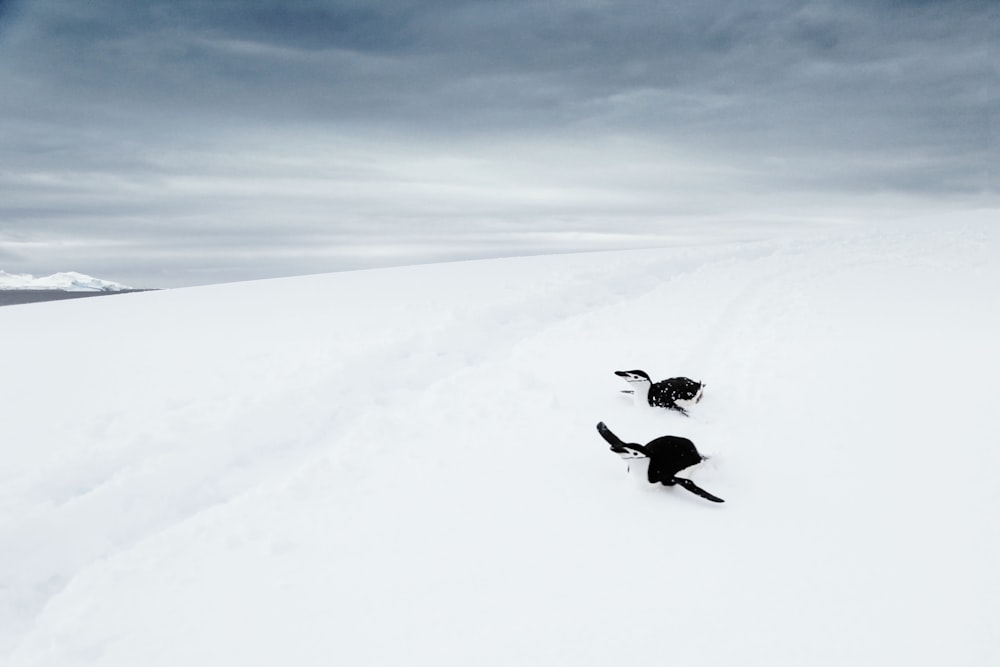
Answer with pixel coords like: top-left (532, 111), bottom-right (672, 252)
top-left (615, 369), bottom-right (705, 416)
top-left (596, 422), bottom-right (724, 503)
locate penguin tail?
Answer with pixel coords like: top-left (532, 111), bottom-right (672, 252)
top-left (697, 454), bottom-right (722, 472)
top-left (673, 477), bottom-right (725, 503)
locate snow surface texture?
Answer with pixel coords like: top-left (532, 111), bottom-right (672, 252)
top-left (2, 216), bottom-right (998, 666)
top-left (0, 271), bottom-right (131, 292)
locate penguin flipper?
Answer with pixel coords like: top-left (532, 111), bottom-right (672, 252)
top-left (596, 422), bottom-right (625, 448)
top-left (673, 477), bottom-right (725, 503)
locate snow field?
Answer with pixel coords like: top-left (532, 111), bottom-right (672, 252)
top-left (1, 217), bottom-right (998, 665)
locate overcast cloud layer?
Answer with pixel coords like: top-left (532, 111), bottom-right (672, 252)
top-left (1, 0), bottom-right (996, 287)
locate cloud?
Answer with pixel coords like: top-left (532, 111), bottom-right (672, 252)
top-left (0, 0), bottom-right (995, 287)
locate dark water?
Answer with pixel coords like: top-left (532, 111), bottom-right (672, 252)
top-left (0, 290), bottom-right (154, 307)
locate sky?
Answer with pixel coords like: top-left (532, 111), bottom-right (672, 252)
top-left (0, 0), bottom-right (996, 288)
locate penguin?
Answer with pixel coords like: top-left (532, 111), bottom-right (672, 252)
top-left (614, 369), bottom-right (705, 416)
top-left (596, 422), bottom-right (724, 503)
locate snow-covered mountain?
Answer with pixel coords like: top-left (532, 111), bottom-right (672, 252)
top-left (1, 215), bottom-right (997, 666)
top-left (0, 270), bottom-right (132, 291)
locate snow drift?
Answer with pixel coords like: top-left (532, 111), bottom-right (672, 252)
top-left (1, 216), bottom-right (997, 666)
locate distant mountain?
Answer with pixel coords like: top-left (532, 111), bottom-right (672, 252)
top-left (0, 270), bottom-right (133, 292)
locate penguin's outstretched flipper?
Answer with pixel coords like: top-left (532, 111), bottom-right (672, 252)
top-left (596, 422), bottom-right (626, 451)
top-left (673, 477), bottom-right (725, 503)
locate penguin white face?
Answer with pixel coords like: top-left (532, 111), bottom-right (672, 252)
top-left (609, 444), bottom-right (648, 461)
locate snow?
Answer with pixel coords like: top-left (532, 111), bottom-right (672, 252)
top-left (1, 215), bottom-right (998, 666)
top-left (0, 271), bottom-right (132, 292)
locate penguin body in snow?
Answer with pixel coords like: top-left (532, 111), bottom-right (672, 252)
top-left (615, 369), bottom-right (704, 416)
top-left (596, 422), bottom-right (723, 503)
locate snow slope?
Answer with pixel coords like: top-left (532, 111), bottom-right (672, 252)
top-left (0, 271), bottom-right (132, 291)
top-left (1, 216), bottom-right (998, 666)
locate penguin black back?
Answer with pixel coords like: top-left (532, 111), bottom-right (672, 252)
top-left (642, 434), bottom-right (704, 484)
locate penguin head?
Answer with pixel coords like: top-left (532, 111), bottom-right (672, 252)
top-left (608, 442), bottom-right (648, 461)
top-left (609, 442), bottom-right (649, 475)
top-left (615, 370), bottom-right (652, 386)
